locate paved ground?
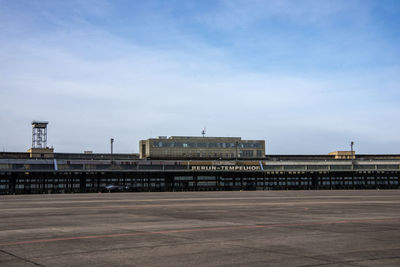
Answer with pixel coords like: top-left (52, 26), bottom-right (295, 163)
top-left (0, 190), bottom-right (399, 266)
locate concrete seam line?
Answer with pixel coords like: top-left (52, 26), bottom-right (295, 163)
top-left (0, 218), bottom-right (399, 247)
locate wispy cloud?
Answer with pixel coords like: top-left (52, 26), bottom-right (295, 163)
top-left (0, 0), bottom-right (399, 154)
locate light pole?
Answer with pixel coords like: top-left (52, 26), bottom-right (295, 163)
top-left (110, 138), bottom-right (114, 162)
top-left (350, 141), bottom-right (354, 160)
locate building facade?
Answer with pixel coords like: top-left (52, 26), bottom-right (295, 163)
top-left (139, 136), bottom-right (266, 159)
top-left (328, 151), bottom-right (356, 160)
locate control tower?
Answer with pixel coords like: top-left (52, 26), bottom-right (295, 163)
top-left (28, 121), bottom-right (54, 158)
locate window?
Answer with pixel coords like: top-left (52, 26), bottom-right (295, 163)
top-left (242, 150), bottom-right (254, 157)
top-left (209, 142), bottom-right (218, 148)
top-left (197, 142), bottom-right (207, 148)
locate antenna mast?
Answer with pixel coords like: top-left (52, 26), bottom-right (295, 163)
top-left (201, 127), bottom-right (206, 137)
top-left (32, 121), bottom-right (48, 148)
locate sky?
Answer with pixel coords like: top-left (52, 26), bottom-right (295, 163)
top-left (0, 0), bottom-right (399, 154)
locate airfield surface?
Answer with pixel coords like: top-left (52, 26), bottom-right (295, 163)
top-left (1, 190), bottom-right (400, 266)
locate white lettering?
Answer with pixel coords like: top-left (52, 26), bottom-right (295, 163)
top-left (191, 165), bottom-right (261, 171)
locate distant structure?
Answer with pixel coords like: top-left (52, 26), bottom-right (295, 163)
top-left (28, 121), bottom-right (54, 158)
top-left (32, 121), bottom-right (48, 148)
top-left (328, 142), bottom-right (356, 160)
top-left (139, 136), bottom-right (265, 160)
top-left (201, 128), bottom-right (206, 137)
top-left (328, 150), bottom-right (356, 160)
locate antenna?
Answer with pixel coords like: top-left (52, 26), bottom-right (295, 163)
top-left (201, 127), bottom-right (206, 137)
top-left (32, 121), bottom-right (48, 148)
top-left (350, 141), bottom-right (354, 152)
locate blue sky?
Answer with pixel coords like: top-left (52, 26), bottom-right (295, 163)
top-left (1, 0), bottom-right (399, 154)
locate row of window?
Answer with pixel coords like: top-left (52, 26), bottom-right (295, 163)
top-left (5, 179), bottom-right (398, 190)
top-left (152, 141), bottom-right (263, 149)
top-left (4, 176), bottom-right (397, 182)
top-left (154, 150), bottom-right (264, 158)
top-left (2, 164), bottom-right (400, 172)
top-left (263, 165), bottom-right (400, 170)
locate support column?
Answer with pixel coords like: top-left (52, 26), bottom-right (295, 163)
top-left (10, 173), bottom-right (17, 194)
top-left (96, 172), bottom-right (101, 192)
top-left (398, 172), bottom-right (400, 189)
top-left (194, 175), bottom-right (198, 191)
top-left (311, 174), bottom-right (318, 190)
top-left (263, 175), bottom-right (266, 190)
top-left (165, 175), bottom-right (175, 192)
top-left (80, 172), bottom-right (86, 193)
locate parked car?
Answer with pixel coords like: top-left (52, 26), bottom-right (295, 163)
top-left (103, 184), bottom-right (125, 192)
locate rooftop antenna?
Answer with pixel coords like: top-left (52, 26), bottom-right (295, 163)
top-left (350, 141), bottom-right (354, 152)
top-left (201, 127), bottom-right (206, 137)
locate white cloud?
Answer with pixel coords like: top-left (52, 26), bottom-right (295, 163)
top-left (0, 1), bottom-right (399, 154)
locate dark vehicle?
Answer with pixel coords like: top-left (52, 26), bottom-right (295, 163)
top-left (104, 184), bottom-right (125, 192)
top-left (103, 184), bottom-right (134, 192)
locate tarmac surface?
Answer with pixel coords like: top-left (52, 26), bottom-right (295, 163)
top-left (0, 190), bottom-right (400, 266)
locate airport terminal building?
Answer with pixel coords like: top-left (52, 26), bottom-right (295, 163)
top-left (0, 123), bottom-right (399, 194)
top-left (139, 136), bottom-right (266, 160)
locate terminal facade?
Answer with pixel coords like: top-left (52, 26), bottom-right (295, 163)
top-left (1, 151), bottom-right (400, 194)
top-left (0, 125), bottom-right (399, 194)
top-left (139, 136), bottom-right (265, 160)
